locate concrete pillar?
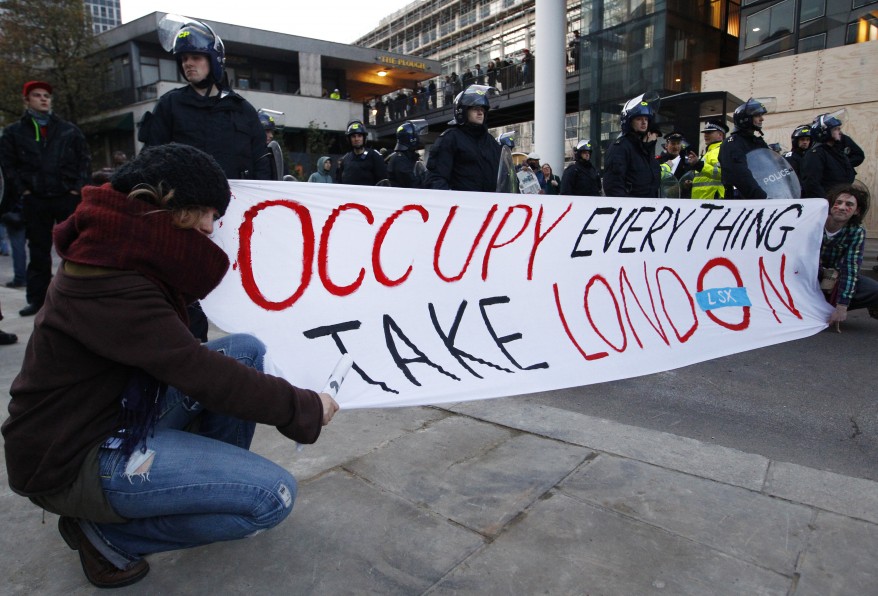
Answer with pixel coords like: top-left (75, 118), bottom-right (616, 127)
top-left (299, 52), bottom-right (322, 97)
top-left (534, 0), bottom-right (567, 173)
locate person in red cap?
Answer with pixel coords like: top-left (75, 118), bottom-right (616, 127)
top-left (0, 80), bottom-right (91, 317)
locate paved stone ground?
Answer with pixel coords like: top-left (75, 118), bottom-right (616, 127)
top-left (1, 251), bottom-right (876, 595)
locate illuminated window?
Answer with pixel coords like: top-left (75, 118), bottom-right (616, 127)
top-left (744, 0), bottom-right (793, 49)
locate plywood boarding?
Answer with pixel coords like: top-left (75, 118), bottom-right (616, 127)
top-left (702, 40), bottom-right (878, 236)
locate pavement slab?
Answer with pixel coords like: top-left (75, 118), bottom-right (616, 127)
top-left (430, 491), bottom-right (792, 596)
top-left (764, 460), bottom-right (878, 524)
top-left (346, 415), bottom-right (593, 536)
top-left (446, 400), bottom-right (771, 490)
top-left (795, 510), bottom-right (878, 596)
top-left (560, 454), bottom-right (814, 571)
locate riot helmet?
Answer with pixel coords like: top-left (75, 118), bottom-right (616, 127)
top-left (620, 92), bottom-right (659, 134)
top-left (346, 120), bottom-right (368, 138)
top-left (574, 139), bottom-right (593, 160)
top-left (258, 110), bottom-right (276, 131)
top-left (394, 119), bottom-right (428, 151)
top-left (172, 20), bottom-right (225, 87)
top-left (497, 131), bottom-right (516, 149)
top-left (452, 85), bottom-right (499, 126)
top-left (790, 124), bottom-right (811, 151)
top-left (811, 112), bottom-right (843, 143)
top-left (732, 98), bottom-right (769, 133)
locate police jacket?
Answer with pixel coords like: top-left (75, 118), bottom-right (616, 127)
top-left (783, 148), bottom-right (805, 181)
top-left (0, 112), bottom-right (90, 198)
top-left (424, 124), bottom-right (501, 192)
top-left (801, 142), bottom-right (856, 199)
top-left (691, 141), bottom-right (724, 200)
top-left (840, 134), bottom-right (865, 169)
top-left (718, 131), bottom-right (768, 200)
top-left (602, 132), bottom-right (661, 198)
top-left (560, 158), bottom-right (602, 196)
top-left (387, 150), bottom-right (423, 188)
top-left (140, 85), bottom-right (271, 180)
top-left (336, 148), bottom-right (388, 186)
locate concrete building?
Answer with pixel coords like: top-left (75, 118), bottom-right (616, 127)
top-left (85, 0), bottom-right (121, 34)
top-left (84, 12), bottom-right (440, 176)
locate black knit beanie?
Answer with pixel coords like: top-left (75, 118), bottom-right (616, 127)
top-left (111, 143), bottom-right (231, 216)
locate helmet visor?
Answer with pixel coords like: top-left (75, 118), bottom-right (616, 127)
top-left (622, 91), bottom-right (661, 118)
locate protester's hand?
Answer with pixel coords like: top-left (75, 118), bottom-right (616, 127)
top-left (828, 304), bottom-right (847, 329)
top-left (686, 151), bottom-right (698, 166)
top-left (319, 392), bottom-right (340, 425)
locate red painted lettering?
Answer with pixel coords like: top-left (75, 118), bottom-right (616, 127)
top-left (373, 205), bottom-right (429, 287)
top-left (238, 200), bottom-right (314, 311)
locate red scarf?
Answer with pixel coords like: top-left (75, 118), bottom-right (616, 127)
top-left (53, 184), bottom-right (230, 320)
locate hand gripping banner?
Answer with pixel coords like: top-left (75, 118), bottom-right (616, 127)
top-left (202, 182), bottom-right (831, 409)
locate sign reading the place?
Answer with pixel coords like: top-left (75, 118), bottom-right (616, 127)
top-left (202, 182), bottom-right (831, 409)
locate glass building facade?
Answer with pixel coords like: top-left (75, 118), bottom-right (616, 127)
top-left (739, 0), bottom-right (878, 61)
top-left (357, 1), bottom-right (742, 163)
top-left (577, 1), bottom-right (741, 162)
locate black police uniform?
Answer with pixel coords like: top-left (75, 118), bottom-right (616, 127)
top-left (718, 131), bottom-right (769, 200)
top-left (140, 85), bottom-right (271, 181)
top-left (602, 133), bottom-right (660, 198)
top-left (801, 143), bottom-right (856, 199)
top-left (424, 124), bottom-right (501, 192)
top-left (387, 150), bottom-right (423, 188)
top-left (560, 158), bottom-right (602, 196)
top-left (336, 149), bottom-right (388, 186)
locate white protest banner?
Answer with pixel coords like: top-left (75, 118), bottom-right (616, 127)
top-left (202, 181), bottom-right (832, 409)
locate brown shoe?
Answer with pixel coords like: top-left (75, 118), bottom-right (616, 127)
top-left (58, 517), bottom-right (149, 589)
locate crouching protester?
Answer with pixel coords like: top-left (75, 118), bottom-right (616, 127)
top-left (1, 144), bottom-right (339, 589)
top-left (819, 183), bottom-right (878, 328)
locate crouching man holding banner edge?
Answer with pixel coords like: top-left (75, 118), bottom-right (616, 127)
top-left (1, 144), bottom-right (339, 589)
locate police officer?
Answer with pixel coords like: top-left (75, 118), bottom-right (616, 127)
top-left (783, 124), bottom-right (811, 183)
top-left (688, 120), bottom-right (728, 200)
top-left (258, 110), bottom-right (276, 144)
top-left (424, 85), bottom-right (501, 192)
top-left (718, 98), bottom-right (770, 200)
top-left (560, 140), bottom-right (602, 196)
top-left (140, 20), bottom-right (270, 181)
top-left (602, 93), bottom-right (661, 198)
top-left (801, 113), bottom-right (856, 199)
top-left (336, 120), bottom-right (388, 186)
top-left (387, 119), bottom-right (427, 188)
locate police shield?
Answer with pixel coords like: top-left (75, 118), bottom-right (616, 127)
top-left (496, 145), bottom-right (518, 193)
top-left (267, 140), bottom-right (284, 181)
top-left (413, 161), bottom-right (427, 188)
top-left (659, 170), bottom-right (681, 198)
top-left (746, 148), bottom-right (801, 199)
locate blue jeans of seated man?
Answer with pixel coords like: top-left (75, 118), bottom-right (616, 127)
top-left (81, 334), bottom-right (298, 569)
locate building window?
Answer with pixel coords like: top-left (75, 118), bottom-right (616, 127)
top-left (800, 0), bottom-right (824, 22)
top-left (744, 0), bottom-right (794, 49)
top-left (798, 32), bottom-right (825, 53)
top-left (140, 56), bottom-right (159, 85)
top-left (852, 0), bottom-right (877, 8)
top-left (846, 14), bottom-right (878, 43)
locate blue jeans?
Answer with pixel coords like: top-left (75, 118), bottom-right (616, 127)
top-left (81, 334), bottom-right (298, 569)
top-left (8, 225), bottom-right (26, 284)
